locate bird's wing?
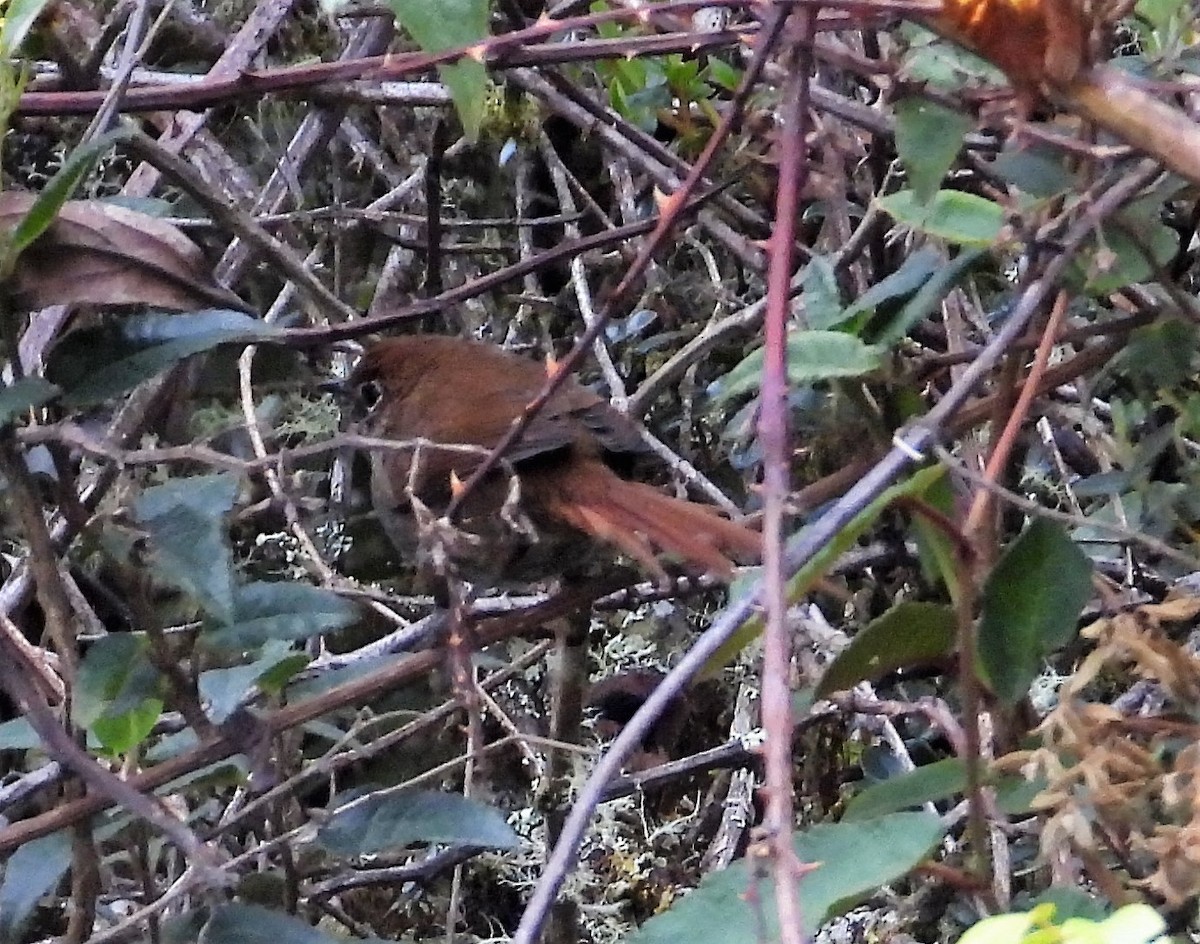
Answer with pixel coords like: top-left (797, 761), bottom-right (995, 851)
top-left (381, 346), bottom-right (648, 466)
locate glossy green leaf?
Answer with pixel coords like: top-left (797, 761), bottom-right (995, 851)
top-left (706, 57), bottom-right (741, 91)
top-left (1115, 319), bottom-right (1198, 389)
top-left (204, 582), bottom-right (360, 650)
top-left (716, 330), bottom-right (884, 402)
top-left (318, 789), bottom-right (519, 854)
top-left (0, 831), bottom-right (72, 944)
top-left (990, 145), bottom-right (1074, 198)
top-left (801, 256), bottom-right (844, 330)
top-left (624, 811), bottom-right (945, 943)
top-left (92, 697), bottom-right (163, 756)
top-left (255, 653), bottom-right (311, 693)
top-left (995, 775), bottom-right (1046, 816)
top-left (704, 466), bottom-right (947, 675)
top-left (385, 0), bottom-right (490, 140)
top-left (876, 189), bottom-right (1004, 246)
top-left (900, 23), bottom-right (1002, 89)
top-left (198, 641), bottom-right (297, 722)
top-left (894, 98), bottom-right (971, 205)
top-left (910, 474), bottom-right (963, 604)
top-left (5, 129), bottom-right (131, 259)
top-left (978, 519), bottom-right (1092, 704)
top-left (873, 248), bottom-right (984, 346)
top-left (817, 602), bottom-right (956, 698)
top-left (1136, 0), bottom-right (1187, 32)
top-left (0, 0), bottom-right (52, 55)
top-left (844, 757), bottom-right (965, 821)
top-left (48, 309), bottom-right (280, 407)
top-left (73, 634), bottom-right (156, 729)
top-left (440, 60), bottom-right (488, 142)
top-left (1077, 216), bottom-right (1176, 296)
top-left (0, 377), bottom-right (60, 427)
top-left (132, 474), bottom-right (239, 624)
top-left (847, 757), bottom-right (1043, 822)
top-left (841, 245), bottom-right (945, 324)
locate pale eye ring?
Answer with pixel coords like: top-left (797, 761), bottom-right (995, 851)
top-left (357, 379), bottom-right (384, 409)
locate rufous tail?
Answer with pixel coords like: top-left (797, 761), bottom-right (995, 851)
top-left (537, 459), bottom-right (760, 579)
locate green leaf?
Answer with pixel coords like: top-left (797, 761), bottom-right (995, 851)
top-left (92, 697), bottom-right (163, 756)
top-left (73, 634), bottom-right (158, 729)
top-left (900, 23), bottom-right (1003, 89)
top-left (0, 0), bottom-right (53, 57)
top-left (256, 653), bottom-right (311, 693)
top-left (894, 98), bottom-right (971, 205)
top-left (1077, 215), bottom-right (1176, 296)
top-left (386, 0), bottom-right (487, 49)
top-left (817, 602), bottom-right (956, 698)
top-left (704, 466), bottom-right (947, 674)
top-left (317, 789), bottom-right (519, 854)
top-left (47, 309), bottom-right (280, 407)
top-left (1136, 0), bottom-right (1187, 32)
top-left (199, 663), bottom-right (266, 724)
top-left (876, 189), bottom-right (1004, 246)
top-left (978, 519), bottom-right (1092, 704)
top-left (990, 145), bottom-right (1074, 198)
top-left (1116, 319), bottom-right (1198, 389)
top-left (0, 831), bottom-right (72, 944)
top-left (706, 58), bottom-right (741, 92)
top-left (0, 717), bottom-right (38, 749)
top-left (995, 775), bottom-right (1046, 816)
top-left (5, 129), bottom-right (132, 259)
top-left (132, 474), bottom-right (239, 624)
top-left (1030, 888), bottom-right (1110, 923)
top-left (200, 903), bottom-right (392, 944)
top-left (204, 582), bottom-right (360, 650)
top-left (846, 758), bottom-right (1043, 821)
top-left (910, 474), bottom-right (963, 604)
top-left (0, 377), bottom-right (60, 427)
top-left (841, 245), bottom-right (945, 324)
top-left (716, 330), bottom-right (884, 403)
top-left (439, 60), bottom-right (488, 142)
top-left (873, 248), bottom-right (984, 346)
top-left (844, 758), bottom-right (965, 821)
top-left (624, 811), bottom-right (945, 943)
top-left (1089, 904), bottom-right (1167, 944)
top-left (800, 256), bottom-right (844, 330)
top-left (198, 641), bottom-right (298, 721)
top-left (385, 0), bottom-right (490, 140)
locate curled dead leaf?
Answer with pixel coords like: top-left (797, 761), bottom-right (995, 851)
top-left (0, 191), bottom-right (249, 313)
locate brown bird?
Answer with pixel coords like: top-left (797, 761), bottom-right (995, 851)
top-left (345, 335), bottom-right (759, 583)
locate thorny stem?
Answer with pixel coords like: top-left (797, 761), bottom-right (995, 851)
top-left (756, 8), bottom-right (815, 944)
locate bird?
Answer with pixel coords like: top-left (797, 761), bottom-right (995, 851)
top-left (343, 334), bottom-right (760, 584)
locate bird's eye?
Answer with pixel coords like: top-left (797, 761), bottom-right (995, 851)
top-left (357, 379), bottom-right (384, 409)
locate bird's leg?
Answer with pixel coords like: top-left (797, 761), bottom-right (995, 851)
top-left (404, 450), bottom-right (490, 789)
top-left (497, 463), bottom-right (538, 543)
top-left (405, 445), bottom-right (483, 583)
top-left (540, 575), bottom-right (590, 944)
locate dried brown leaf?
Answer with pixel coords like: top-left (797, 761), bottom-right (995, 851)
top-left (0, 191), bottom-right (249, 313)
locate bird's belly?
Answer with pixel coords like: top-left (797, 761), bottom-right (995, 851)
top-left (368, 453), bottom-right (596, 584)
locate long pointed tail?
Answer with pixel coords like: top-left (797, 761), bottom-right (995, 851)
top-left (536, 459), bottom-right (760, 579)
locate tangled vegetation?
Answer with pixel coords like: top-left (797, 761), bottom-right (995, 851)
top-left (1, 0), bottom-right (1200, 943)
